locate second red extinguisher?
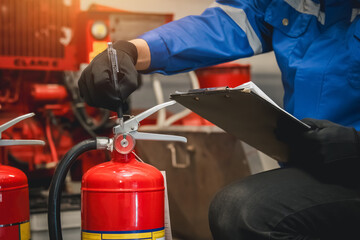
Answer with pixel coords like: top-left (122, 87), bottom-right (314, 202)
top-left (0, 113), bottom-right (45, 240)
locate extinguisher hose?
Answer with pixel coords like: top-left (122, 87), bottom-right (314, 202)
top-left (48, 139), bottom-right (97, 240)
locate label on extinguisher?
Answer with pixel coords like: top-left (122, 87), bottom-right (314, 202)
top-left (82, 228), bottom-right (165, 240)
top-left (0, 221), bottom-right (30, 240)
top-left (20, 221), bottom-right (31, 240)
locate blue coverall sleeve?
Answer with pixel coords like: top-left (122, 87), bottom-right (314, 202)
top-left (139, 0), bottom-right (273, 75)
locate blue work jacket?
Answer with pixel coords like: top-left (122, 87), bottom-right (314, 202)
top-left (140, 0), bottom-right (360, 130)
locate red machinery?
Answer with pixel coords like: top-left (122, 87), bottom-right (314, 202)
top-left (0, 0), bottom-right (172, 187)
top-left (48, 101), bottom-right (186, 240)
top-left (195, 63), bottom-right (250, 89)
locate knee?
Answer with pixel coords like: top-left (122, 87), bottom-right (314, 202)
top-left (209, 183), bottom-right (235, 228)
top-left (208, 179), bottom-right (273, 240)
top-left (208, 181), bottom-right (251, 239)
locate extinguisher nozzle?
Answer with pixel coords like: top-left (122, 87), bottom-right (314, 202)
top-left (96, 137), bottom-right (112, 150)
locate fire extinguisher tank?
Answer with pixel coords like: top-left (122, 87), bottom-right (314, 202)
top-left (0, 165), bottom-right (30, 239)
top-left (48, 102), bottom-right (186, 240)
top-left (81, 152), bottom-right (165, 238)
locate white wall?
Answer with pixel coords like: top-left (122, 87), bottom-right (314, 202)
top-left (81, 0), bottom-right (214, 19)
top-left (80, 0), bottom-right (281, 75)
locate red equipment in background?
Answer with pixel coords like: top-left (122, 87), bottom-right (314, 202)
top-left (0, 0), bottom-right (172, 189)
top-left (175, 63), bottom-right (251, 126)
top-left (0, 0), bottom-right (80, 71)
top-left (195, 63), bottom-right (250, 89)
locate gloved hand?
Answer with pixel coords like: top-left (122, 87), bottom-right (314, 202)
top-left (78, 41), bottom-right (139, 113)
top-left (276, 118), bottom-right (360, 186)
top-left (276, 118), bottom-right (360, 168)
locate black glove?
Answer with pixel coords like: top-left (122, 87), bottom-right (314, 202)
top-left (276, 118), bottom-right (360, 185)
top-left (277, 118), bottom-right (360, 166)
top-left (78, 41), bottom-right (139, 113)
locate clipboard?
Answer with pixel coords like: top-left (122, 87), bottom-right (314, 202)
top-left (170, 84), bottom-right (310, 162)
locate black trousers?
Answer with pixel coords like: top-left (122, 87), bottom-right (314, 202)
top-left (209, 167), bottom-right (360, 240)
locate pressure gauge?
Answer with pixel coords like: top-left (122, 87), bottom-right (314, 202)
top-left (114, 134), bottom-right (136, 154)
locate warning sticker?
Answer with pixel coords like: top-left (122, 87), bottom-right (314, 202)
top-left (82, 228), bottom-right (165, 240)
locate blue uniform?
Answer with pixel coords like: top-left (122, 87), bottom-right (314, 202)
top-left (140, 0), bottom-right (360, 130)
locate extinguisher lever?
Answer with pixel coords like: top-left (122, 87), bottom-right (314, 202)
top-left (132, 132), bottom-right (187, 143)
top-left (0, 113), bottom-right (34, 135)
top-left (0, 139), bottom-right (45, 146)
top-left (112, 101), bottom-right (187, 154)
top-left (134, 100), bottom-right (176, 123)
top-left (0, 113), bottom-right (45, 146)
top-left (113, 100), bottom-right (177, 135)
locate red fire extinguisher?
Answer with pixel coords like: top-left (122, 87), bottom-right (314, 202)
top-left (48, 101), bottom-right (187, 240)
top-left (0, 165), bottom-right (30, 240)
top-left (0, 113), bottom-right (45, 240)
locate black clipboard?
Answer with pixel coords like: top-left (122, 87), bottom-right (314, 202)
top-left (170, 87), bottom-right (310, 162)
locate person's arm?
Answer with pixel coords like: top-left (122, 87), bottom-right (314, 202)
top-left (130, 0), bottom-right (273, 74)
top-left (128, 39), bottom-right (151, 70)
top-left (78, 0), bottom-right (273, 111)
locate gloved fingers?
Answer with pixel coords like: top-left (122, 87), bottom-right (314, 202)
top-left (91, 50), bottom-right (138, 101)
top-left (91, 53), bottom-right (111, 85)
top-left (78, 69), bottom-right (96, 107)
top-left (77, 42), bottom-right (138, 113)
top-left (80, 53), bottom-right (122, 112)
top-left (302, 121), bottom-right (355, 144)
top-left (115, 52), bottom-right (127, 97)
top-left (301, 128), bottom-right (321, 141)
top-left (275, 117), bottom-right (322, 166)
top-left (279, 118), bottom-right (360, 172)
top-left (118, 53), bottom-right (139, 100)
top-left (95, 83), bottom-right (122, 112)
top-left (90, 54), bottom-right (118, 97)
top-left (301, 118), bottom-right (341, 129)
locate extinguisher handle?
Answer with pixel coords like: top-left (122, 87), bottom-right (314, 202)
top-left (0, 113), bottom-right (45, 146)
top-left (0, 113), bottom-right (35, 134)
top-left (113, 100), bottom-right (177, 135)
top-left (132, 132), bottom-right (187, 143)
top-left (0, 139), bottom-right (45, 146)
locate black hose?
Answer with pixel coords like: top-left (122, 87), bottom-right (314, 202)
top-left (63, 72), bottom-right (110, 136)
top-left (48, 139), bottom-right (97, 240)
